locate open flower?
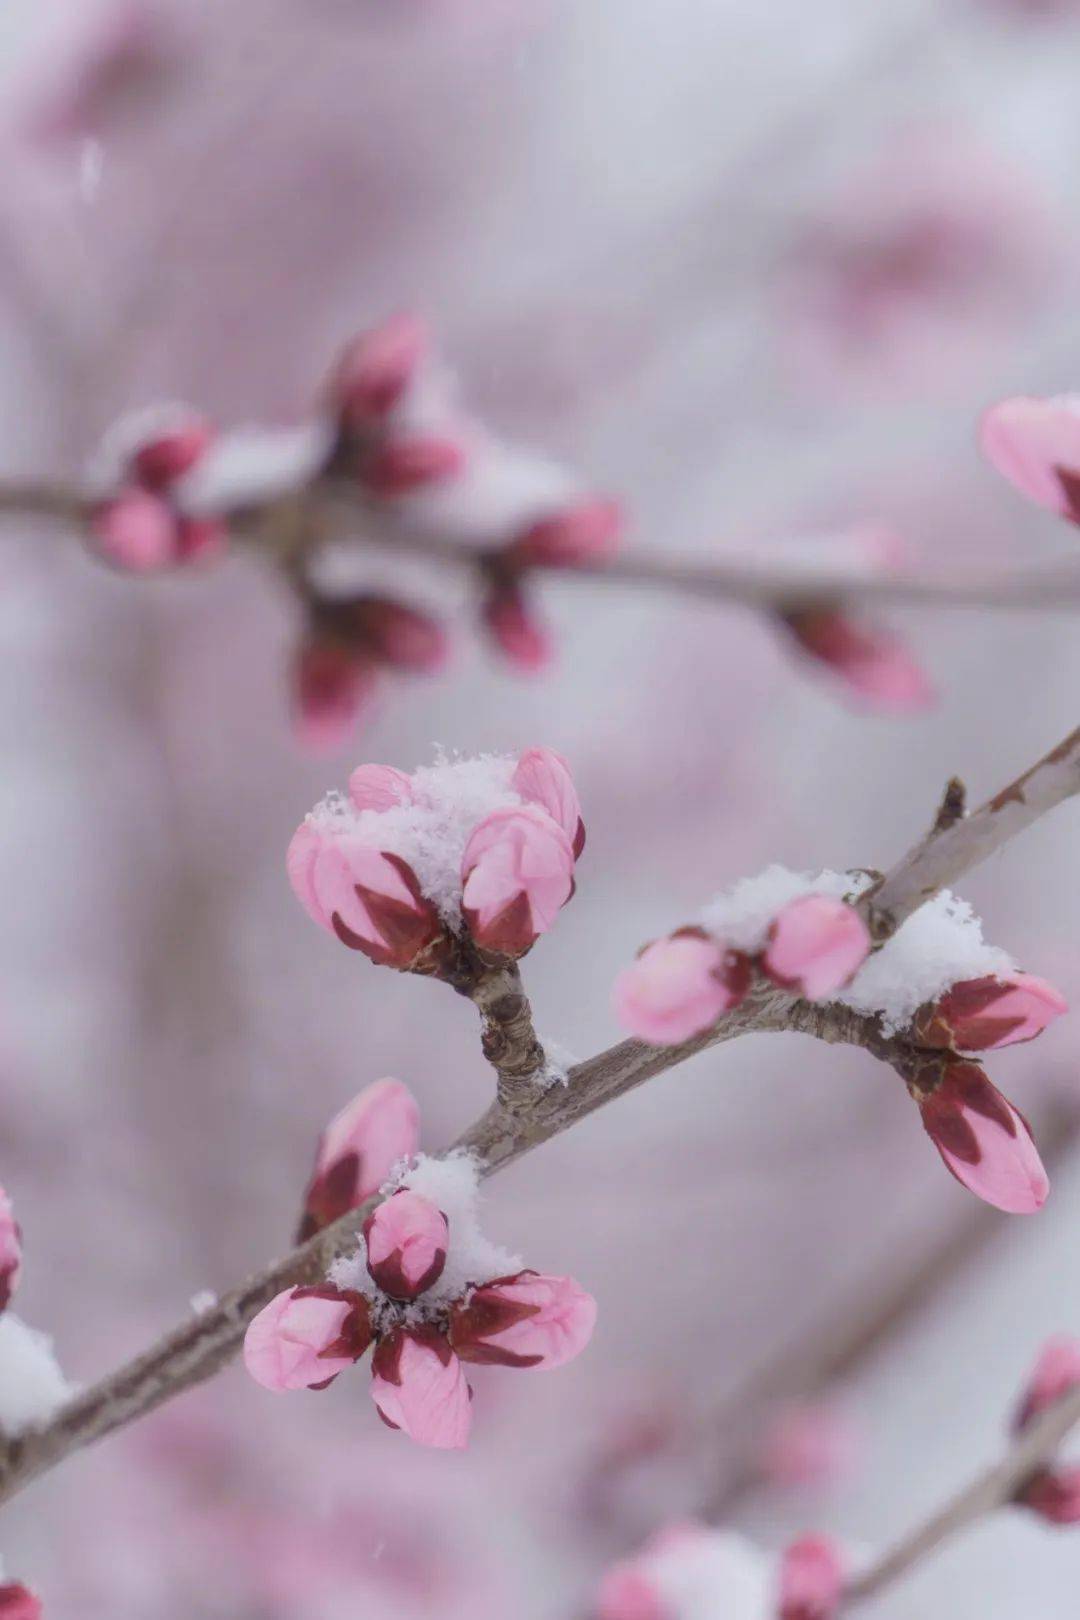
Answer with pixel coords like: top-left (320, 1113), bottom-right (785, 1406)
top-left (245, 1082), bottom-right (596, 1449)
top-left (288, 748), bottom-right (585, 968)
top-left (916, 1061), bottom-right (1048, 1214)
top-left (88, 408), bottom-right (226, 572)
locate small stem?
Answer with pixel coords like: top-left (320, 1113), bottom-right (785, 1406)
top-left (466, 960), bottom-right (547, 1108)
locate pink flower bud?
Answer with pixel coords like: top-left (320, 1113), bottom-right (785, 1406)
top-left (512, 746), bottom-right (585, 856)
top-left (130, 421), bottom-right (214, 489)
top-left (785, 611), bottom-right (933, 712)
top-left (917, 1061), bottom-right (1049, 1214)
top-left (481, 586), bottom-right (553, 673)
top-left (173, 514), bottom-right (227, 564)
top-left (348, 596), bottom-right (450, 674)
top-left (292, 641), bottom-right (379, 755)
top-left (759, 1402), bottom-right (858, 1490)
top-left (980, 395), bottom-right (1080, 523)
top-left (596, 1567), bottom-right (668, 1620)
top-left (0, 1585), bottom-right (42, 1620)
top-left (1018, 1467), bottom-right (1080, 1525)
top-left (0, 1188), bottom-right (22, 1313)
top-left (1013, 1336), bottom-right (1080, 1432)
top-left (449, 1269), bottom-right (597, 1369)
top-left (461, 805), bottom-right (575, 955)
top-left (763, 895), bottom-right (871, 1000)
top-left (299, 1078), bottom-right (420, 1241)
top-left (370, 1326), bottom-right (472, 1450)
top-left (348, 763), bottom-right (414, 813)
top-left (90, 490), bottom-right (178, 573)
top-left (778, 1535), bottom-right (844, 1620)
top-left (244, 1285), bottom-right (372, 1392)
top-left (613, 931), bottom-right (752, 1045)
top-left (913, 971), bottom-right (1067, 1053)
top-left (512, 497), bottom-right (624, 568)
top-left (331, 314), bottom-right (428, 427)
top-left (363, 1190), bottom-right (448, 1300)
top-left (362, 436), bottom-right (466, 496)
top-left (286, 821), bottom-right (442, 967)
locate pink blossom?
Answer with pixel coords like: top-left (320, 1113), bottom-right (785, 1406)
top-left (292, 640), bottom-right (379, 755)
top-left (917, 1061), bottom-right (1049, 1214)
top-left (759, 1402), bottom-right (858, 1490)
top-left (243, 1286), bottom-right (372, 1392)
top-left (370, 1326), bottom-right (473, 1450)
top-left (89, 409), bottom-right (226, 572)
top-left (512, 746), bottom-right (586, 855)
top-left (331, 313), bottom-right (428, 428)
top-left (286, 820), bottom-right (442, 967)
top-left (481, 586), bottom-right (553, 672)
top-left (980, 395), bottom-right (1080, 523)
top-left (349, 597), bottom-right (450, 674)
top-left (913, 971), bottom-right (1067, 1053)
top-left (0, 1187), bottom-right (22, 1313)
top-left (777, 1535), bottom-right (844, 1620)
top-left (1013, 1336), bottom-right (1080, 1432)
top-left (511, 497), bottom-right (624, 568)
top-left (361, 437), bottom-right (467, 496)
top-left (0, 1586), bottom-right (42, 1620)
top-left (613, 932), bottom-right (752, 1045)
top-left (363, 1190), bottom-right (449, 1300)
top-left (299, 1079), bottom-right (420, 1241)
top-left (763, 895), bottom-right (870, 1000)
top-left (130, 422), bottom-right (214, 489)
top-left (449, 1270), bottom-right (597, 1369)
top-left (90, 489), bottom-right (181, 573)
top-left (461, 805), bottom-right (576, 955)
top-left (595, 1567), bottom-right (669, 1620)
top-left (785, 611), bottom-right (933, 712)
top-left (348, 763), bottom-right (415, 814)
top-left (1018, 1466), bottom-right (1080, 1525)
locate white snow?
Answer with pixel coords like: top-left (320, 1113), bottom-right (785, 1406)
top-left (645, 1529), bottom-right (772, 1620)
top-left (307, 750), bottom-right (525, 929)
top-left (0, 1313), bottom-right (74, 1433)
top-left (700, 865), bottom-right (872, 953)
top-left (538, 1035), bottom-right (578, 1088)
top-left (86, 402), bottom-right (201, 492)
top-left (329, 1150), bottom-right (521, 1328)
top-left (177, 420), bottom-right (336, 513)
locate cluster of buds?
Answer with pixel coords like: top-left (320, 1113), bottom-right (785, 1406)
top-left (595, 1521), bottom-right (845, 1620)
top-left (0, 1191), bottom-right (43, 1619)
top-left (244, 1079), bottom-right (596, 1449)
top-left (981, 394), bottom-right (1080, 525)
top-left (88, 408), bottom-right (226, 573)
top-left (614, 892), bottom-right (872, 1046)
top-left (1009, 1337), bottom-right (1080, 1525)
top-left (288, 746), bottom-right (584, 968)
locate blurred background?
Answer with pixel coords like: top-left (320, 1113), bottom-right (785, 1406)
top-left (1, 0), bottom-right (1080, 1613)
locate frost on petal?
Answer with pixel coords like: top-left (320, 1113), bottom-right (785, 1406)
top-left (348, 763), bottom-right (415, 814)
top-left (1018, 1466), bottom-right (1080, 1525)
top-left (763, 895), bottom-right (870, 1000)
top-left (370, 1327), bottom-right (472, 1449)
top-left (243, 1286), bottom-right (372, 1392)
top-left (784, 610), bottom-right (933, 712)
top-left (613, 932), bottom-right (751, 1045)
top-left (363, 1190), bottom-right (448, 1300)
top-left (0, 1188), bottom-right (23, 1313)
top-left (1013, 1336), bottom-right (1080, 1432)
top-left (449, 1270), bottom-right (596, 1370)
top-left (980, 395), bottom-right (1080, 522)
top-left (461, 805), bottom-right (575, 955)
top-left (913, 971), bottom-right (1067, 1053)
top-left (917, 1062), bottom-right (1048, 1214)
top-left (512, 747), bottom-right (585, 855)
top-left (0, 1584), bottom-right (42, 1620)
top-left (778, 1535), bottom-right (844, 1620)
top-left (299, 1079), bottom-right (420, 1241)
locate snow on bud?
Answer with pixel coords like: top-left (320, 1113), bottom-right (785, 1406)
top-left (480, 585), bottom-right (553, 672)
top-left (88, 408), bottom-right (226, 571)
top-left (0, 1188), bottom-right (22, 1313)
top-left (363, 1190), bottom-right (448, 1300)
top-left (980, 395), bottom-right (1080, 524)
top-left (243, 1285), bottom-right (372, 1392)
top-left (613, 931), bottom-right (752, 1045)
top-left (461, 804), bottom-right (575, 955)
top-left (784, 610), bottom-right (933, 712)
top-left (292, 639), bottom-right (379, 755)
top-left (286, 820), bottom-right (442, 967)
top-left (763, 895), bottom-right (870, 1000)
top-left (331, 313), bottom-right (428, 428)
top-left (512, 746), bottom-right (585, 855)
top-left (361, 436), bottom-right (466, 496)
top-left (912, 971), bottom-right (1067, 1053)
top-left (777, 1535), bottom-right (844, 1620)
top-left (1017, 1467), bottom-right (1080, 1525)
top-left (1013, 1336), bottom-right (1080, 1432)
top-left (449, 1270), bottom-right (597, 1369)
top-left (370, 1325), bottom-right (472, 1450)
top-left (348, 763), bottom-right (414, 813)
top-left (299, 1078), bottom-right (420, 1241)
top-left (0, 1586), bottom-right (42, 1620)
top-left (511, 497), bottom-right (624, 568)
top-left (917, 1061), bottom-right (1048, 1214)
